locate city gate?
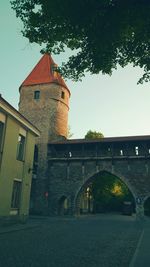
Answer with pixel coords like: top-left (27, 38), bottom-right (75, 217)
top-left (47, 135), bottom-right (150, 218)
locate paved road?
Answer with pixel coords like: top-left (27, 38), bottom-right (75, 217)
top-left (0, 215), bottom-right (142, 267)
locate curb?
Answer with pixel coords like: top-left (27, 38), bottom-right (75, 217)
top-left (129, 229), bottom-right (144, 267)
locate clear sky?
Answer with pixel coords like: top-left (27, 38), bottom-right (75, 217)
top-left (1, 1), bottom-right (150, 139)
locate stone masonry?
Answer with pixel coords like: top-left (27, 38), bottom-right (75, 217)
top-left (47, 138), bottom-right (150, 217)
top-left (18, 54), bottom-right (150, 218)
top-left (19, 54), bottom-right (70, 213)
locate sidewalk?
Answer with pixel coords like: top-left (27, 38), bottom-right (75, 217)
top-left (130, 217), bottom-right (150, 267)
top-left (0, 215), bottom-right (71, 234)
top-left (0, 216), bottom-right (49, 234)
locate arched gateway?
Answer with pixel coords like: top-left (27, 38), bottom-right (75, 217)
top-left (47, 136), bottom-right (150, 218)
top-left (74, 170), bottom-right (135, 215)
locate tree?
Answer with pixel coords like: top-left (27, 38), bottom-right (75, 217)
top-left (67, 125), bottom-right (73, 139)
top-left (85, 130), bottom-right (104, 139)
top-left (91, 172), bottom-right (134, 213)
top-left (11, 0), bottom-right (150, 83)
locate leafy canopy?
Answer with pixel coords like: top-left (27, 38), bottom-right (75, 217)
top-left (85, 130), bottom-right (104, 139)
top-left (91, 172), bottom-right (134, 212)
top-left (11, 0), bottom-right (150, 83)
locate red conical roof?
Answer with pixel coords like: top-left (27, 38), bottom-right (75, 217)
top-left (20, 54), bottom-right (70, 93)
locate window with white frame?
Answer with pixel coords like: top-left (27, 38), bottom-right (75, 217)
top-left (16, 128), bottom-right (26, 161)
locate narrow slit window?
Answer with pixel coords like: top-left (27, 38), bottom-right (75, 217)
top-left (120, 149), bottom-right (123, 156)
top-left (61, 91), bottom-right (65, 99)
top-left (135, 146), bottom-right (139, 155)
top-left (34, 91), bottom-right (40, 100)
top-left (69, 151), bottom-right (72, 157)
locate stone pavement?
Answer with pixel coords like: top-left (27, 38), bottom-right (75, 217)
top-left (129, 217), bottom-right (150, 267)
top-left (0, 214), bottom-right (149, 267)
top-left (0, 216), bottom-right (48, 234)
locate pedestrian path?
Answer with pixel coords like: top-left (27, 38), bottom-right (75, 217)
top-left (0, 218), bottom-right (40, 234)
top-left (0, 215), bottom-right (69, 234)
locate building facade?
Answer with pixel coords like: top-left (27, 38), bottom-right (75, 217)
top-left (0, 96), bottom-right (40, 224)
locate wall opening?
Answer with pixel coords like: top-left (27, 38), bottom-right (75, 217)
top-left (58, 196), bottom-right (69, 215)
top-left (61, 91), bottom-right (65, 99)
top-left (76, 171), bottom-right (135, 216)
top-left (34, 90), bottom-right (40, 100)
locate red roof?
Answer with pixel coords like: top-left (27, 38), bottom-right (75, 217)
top-left (20, 54), bottom-right (70, 93)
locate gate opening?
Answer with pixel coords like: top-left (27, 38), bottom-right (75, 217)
top-left (58, 196), bottom-right (69, 215)
top-left (77, 171), bottom-right (135, 215)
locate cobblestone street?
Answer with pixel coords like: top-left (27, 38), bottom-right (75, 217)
top-left (0, 215), bottom-right (142, 267)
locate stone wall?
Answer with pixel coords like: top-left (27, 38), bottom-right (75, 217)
top-left (19, 83), bottom-right (70, 142)
top-left (19, 83), bottom-right (70, 214)
top-left (47, 140), bottom-right (150, 217)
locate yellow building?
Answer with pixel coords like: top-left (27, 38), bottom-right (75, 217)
top-left (0, 95), bottom-right (40, 224)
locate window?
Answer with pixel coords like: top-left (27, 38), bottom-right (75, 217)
top-left (34, 90), bottom-right (40, 100)
top-left (16, 134), bottom-right (25, 161)
top-left (135, 146), bottom-right (139, 155)
top-left (61, 91), bottom-right (65, 99)
top-left (11, 180), bottom-right (21, 209)
top-left (0, 121), bottom-right (4, 151)
top-left (120, 149), bottom-right (123, 156)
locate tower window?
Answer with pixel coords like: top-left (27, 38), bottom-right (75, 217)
top-left (34, 91), bottom-right (40, 100)
top-left (61, 91), bottom-right (65, 99)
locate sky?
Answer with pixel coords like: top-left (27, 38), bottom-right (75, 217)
top-left (0, 0), bottom-right (150, 139)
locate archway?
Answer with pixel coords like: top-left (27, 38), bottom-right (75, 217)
top-left (144, 196), bottom-right (150, 216)
top-left (75, 171), bottom-right (135, 216)
top-left (58, 196), bottom-right (69, 215)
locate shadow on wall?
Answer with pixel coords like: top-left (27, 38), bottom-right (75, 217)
top-left (58, 196), bottom-right (69, 215)
top-left (144, 197), bottom-right (150, 216)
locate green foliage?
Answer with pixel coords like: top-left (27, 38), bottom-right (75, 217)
top-left (85, 130), bottom-right (104, 139)
top-left (67, 125), bottom-right (73, 139)
top-left (91, 172), bottom-right (133, 212)
top-left (11, 0), bottom-right (150, 83)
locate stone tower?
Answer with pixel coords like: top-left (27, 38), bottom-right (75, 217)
top-left (19, 54), bottom-right (70, 213)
